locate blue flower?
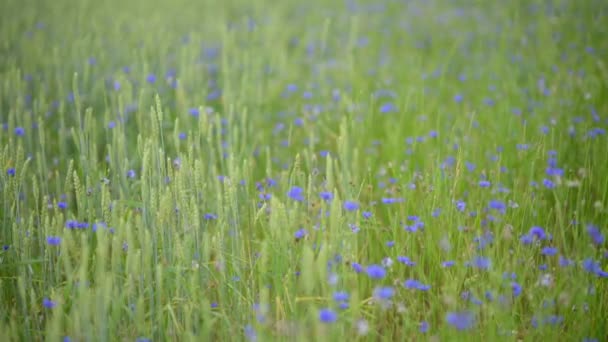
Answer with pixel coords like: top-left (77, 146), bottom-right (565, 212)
top-left (362, 211), bottom-right (372, 219)
top-left (294, 228), bottom-right (307, 240)
top-left (146, 74), bottom-right (156, 84)
top-left (542, 178), bottom-right (555, 189)
top-left (344, 201), bottom-right (359, 211)
top-left (366, 264), bottom-right (386, 279)
top-left (446, 311), bottom-right (475, 330)
top-left (587, 224), bottom-right (604, 246)
top-left (319, 191), bottom-right (333, 202)
top-left (373, 286), bottom-right (394, 300)
top-left (511, 282), bottom-right (522, 297)
top-left (478, 180), bottom-right (491, 188)
top-left (397, 256), bottom-right (415, 266)
top-left (352, 262), bottom-right (363, 273)
top-left (57, 201), bottom-right (67, 210)
top-left (456, 200), bottom-right (466, 212)
top-left (403, 279), bottom-right (430, 291)
top-left (381, 197), bottom-right (404, 204)
top-left (14, 127), bottom-right (25, 136)
top-left (419, 321), bottom-right (429, 333)
top-left (442, 260), bottom-right (455, 268)
top-left (7, 168), bottom-right (16, 176)
top-left (46, 236), bottom-right (61, 246)
top-left (468, 256), bottom-right (491, 270)
top-left (333, 291), bottom-right (349, 302)
top-left (43, 298), bottom-right (56, 309)
top-left (127, 170), bottom-right (136, 179)
top-left (287, 186), bottom-right (305, 202)
top-left (319, 308), bottom-right (337, 323)
top-left (541, 247), bottom-right (558, 256)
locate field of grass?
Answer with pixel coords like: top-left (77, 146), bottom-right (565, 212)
top-left (1, 0), bottom-right (607, 341)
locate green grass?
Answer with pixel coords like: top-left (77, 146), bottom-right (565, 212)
top-left (1, 0), bottom-right (607, 341)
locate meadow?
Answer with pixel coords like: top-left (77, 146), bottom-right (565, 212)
top-left (1, 0), bottom-right (607, 341)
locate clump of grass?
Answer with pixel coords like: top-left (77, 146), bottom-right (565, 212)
top-left (1, 0), bottom-right (607, 341)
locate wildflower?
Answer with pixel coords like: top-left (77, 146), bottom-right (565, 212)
top-left (381, 197), bottom-right (404, 204)
top-left (542, 178), bottom-right (555, 189)
top-left (373, 286), bottom-right (394, 300)
top-left (319, 191), bottom-right (333, 202)
top-left (46, 236), bottom-right (61, 246)
top-left (403, 279), bottom-right (430, 291)
top-left (344, 201), bottom-right (359, 211)
top-left (287, 186), bottom-right (305, 202)
top-left (456, 200), bottom-right (466, 212)
top-left (442, 260), bottom-right (455, 267)
top-left (244, 325), bottom-right (257, 341)
top-left (57, 201), bottom-right (67, 210)
top-left (204, 213), bottom-right (217, 220)
top-left (15, 127), bottom-right (25, 136)
top-left (7, 168), bottom-right (16, 176)
top-left (366, 264), bottom-right (386, 279)
top-left (541, 247), bottom-right (558, 256)
top-left (294, 228), bottom-right (307, 240)
top-left (179, 132), bottom-right (187, 140)
top-left (511, 282), bottom-right (522, 297)
top-left (479, 180), bottom-right (491, 188)
top-left (127, 169), bottom-right (136, 179)
top-left (319, 308), bottom-right (337, 323)
top-left (362, 211), bottom-right (372, 219)
top-left (468, 256), bottom-right (491, 270)
top-left (146, 74), bottom-right (156, 84)
top-left (559, 255), bottom-right (574, 267)
top-left (446, 311), bottom-right (475, 330)
top-left (454, 94), bottom-right (464, 103)
top-left (419, 321), bottom-right (429, 333)
top-left (352, 262), bottom-right (363, 273)
top-left (397, 256), bottom-right (415, 266)
top-left (379, 102), bottom-right (397, 113)
top-left (43, 298), bottom-right (56, 309)
top-left (587, 224), bottom-right (604, 245)
top-left (333, 291), bottom-right (349, 302)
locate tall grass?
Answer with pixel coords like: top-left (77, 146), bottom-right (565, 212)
top-left (1, 0), bottom-right (607, 340)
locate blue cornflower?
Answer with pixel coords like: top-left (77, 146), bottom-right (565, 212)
top-left (420, 321), bottom-right (429, 333)
top-left (146, 74), bottom-right (156, 84)
top-left (442, 260), bottom-right (455, 268)
top-left (529, 226), bottom-right (547, 240)
top-left (403, 279), bottom-right (430, 291)
top-left (469, 256), bottom-right (491, 270)
top-left (373, 286), bottom-right (394, 300)
top-left (287, 186), bottom-right (305, 202)
top-left (57, 201), bottom-right (67, 209)
top-left (542, 178), bottom-right (555, 189)
top-left (15, 127), bottom-right (25, 136)
top-left (179, 132), bottom-right (187, 140)
top-left (244, 325), bottom-right (256, 341)
top-left (362, 211), bottom-right (372, 219)
top-left (204, 213), bottom-right (217, 220)
top-left (319, 191), bottom-right (333, 202)
top-left (46, 236), bottom-right (61, 246)
top-left (478, 180), bottom-right (491, 188)
top-left (294, 228), bottom-right (307, 240)
top-left (319, 308), bottom-right (337, 323)
top-left (381, 197), bottom-right (404, 204)
top-left (188, 108), bottom-right (200, 117)
top-left (397, 256), bottom-right (415, 266)
top-left (7, 168), bottom-right (16, 176)
top-left (541, 247), bottom-right (558, 256)
top-left (333, 291), bottom-right (349, 302)
top-left (446, 311), bottom-right (475, 330)
top-left (344, 201), bottom-right (359, 211)
top-left (43, 298), bottom-right (56, 309)
top-left (379, 102), bottom-right (397, 113)
top-left (454, 94), bottom-right (464, 103)
top-left (511, 282), bottom-right (522, 297)
top-left (366, 264), bottom-right (386, 279)
top-left (127, 169), bottom-right (136, 179)
top-left (456, 200), bottom-right (466, 212)
top-left (587, 224), bottom-right (604, 245)
top-left (352, 262), bottom-right (363, 273)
